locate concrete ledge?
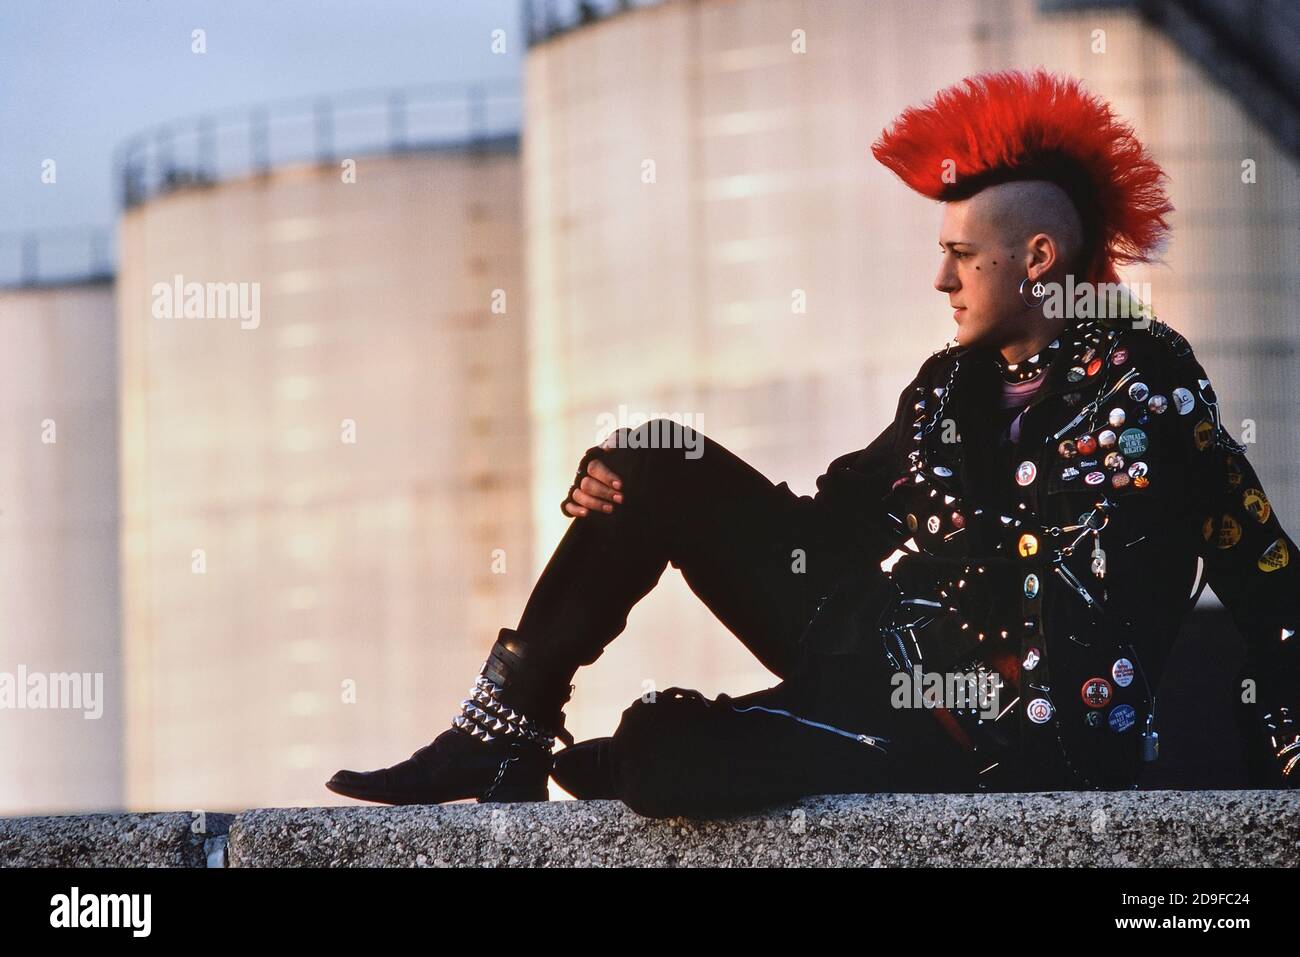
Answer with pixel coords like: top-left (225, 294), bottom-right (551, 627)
top-left (0, 812), bottom-right (232, 868)
top-left (3, 792), bottom-right (1296, 867)
top-left (226, 790), bottom-right (1299, 867)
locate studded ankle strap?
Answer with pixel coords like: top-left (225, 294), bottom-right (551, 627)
top-left (452, 675), bottom-right (575, 749)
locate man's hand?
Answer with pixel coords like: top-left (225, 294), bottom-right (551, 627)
top-left (562, 456), bottom-right (624, 517)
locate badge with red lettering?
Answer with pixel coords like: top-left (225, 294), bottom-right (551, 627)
top-left (1081, 677), bottom-right (1113, 709)
top-left (1111, 347), bottom-right (1129, 366)
top-left (1111, 658), bottom-right (1134, 688)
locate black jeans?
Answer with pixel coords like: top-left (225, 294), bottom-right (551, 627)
top-left (513, 419), bottom-right (979, 818)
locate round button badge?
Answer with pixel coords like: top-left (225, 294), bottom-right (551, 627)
top-left (1027, 698), bottom-right (1054, 724)
top-left (1016, 461), bottom-right (1037, 486)
top-left (1081, 677), bottom-right (1113, 709)
top-left (1111, 658), bottom-right (1134, 688)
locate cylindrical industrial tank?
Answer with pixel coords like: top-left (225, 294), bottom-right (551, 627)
top-left (117, 97), bottom-right (533, 810)
top-left (0, 277), bottom-right (121, 814)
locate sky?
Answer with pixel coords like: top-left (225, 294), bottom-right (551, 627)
top-left (0, 0), bottom-right (525, 244)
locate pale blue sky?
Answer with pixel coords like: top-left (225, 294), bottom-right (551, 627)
top-left (0, 0), bottom-right (523, 235)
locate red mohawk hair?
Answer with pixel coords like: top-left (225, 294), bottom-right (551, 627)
top-left (871, 69), bottom-right (1173, 285)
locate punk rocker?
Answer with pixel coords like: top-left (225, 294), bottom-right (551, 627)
top-left (326, 70), bottom-right (1300, 817)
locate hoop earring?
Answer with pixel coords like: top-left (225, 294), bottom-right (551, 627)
top-left (1020, 275), bottom-right (1046, 308)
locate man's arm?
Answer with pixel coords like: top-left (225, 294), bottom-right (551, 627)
top-left (1171, 344), bottom-right (1300, 786)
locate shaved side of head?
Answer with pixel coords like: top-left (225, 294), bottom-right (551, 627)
top-left (967, 180), bottom-right (1085, 276)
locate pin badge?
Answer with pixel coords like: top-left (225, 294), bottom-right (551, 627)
top-left (1225, 459), bottom-right (1243, 488)
top-left (1027, 698), bottom-right (1054, 724)
top-left (1132, 474), bottom-right (1149, 488)
top-left (1085, 711), bottom-right (1103, 728)
top-left (1127, 461), bottom-right (1148, 478)
top-left (1104, 451), bottom-right (1125, 471)
top-left (1098, 430), bottom-right (1118, 448)
top-left (1024, 573), bottom-right (1040, 599)
top-left (1258, 538), bottom-right (1290, 573)
top-left (1108, 704), bottom-right (1136, 733)
top-left (1061, 466), bottom-right (1080, 481)
top-left (1058, 440), bottom-right (1077, 460)
top-left (1081, 677), bottom-right (1113, 709)
top-left (1147, 394), bottom-right (1168, 415)
top-left (1018, 533), bottom-right (1039, 558)
top-left (1111, 347), bottom-right (1129, 366)
top-left (1111, 472), bottom-right (1130, 489)
top-left (1216, 514), bottom-right (1242, 549)
top-left (1128, 381), bottom-right (1150, 402)
top-left (1023, 647), bottom-right (1041, 671)
top-left (1108, 408), bottom-right (1126, 428)
top-left (1067, 366), bottom-right (1086, 383)
top-left (1117, 428), bottom-right (1148, 456)
top-left (1084, 471), bottom-right (1105, 486)
top-left (1075, 435), bottom-right (1097, 455)
top-left (1243, 488), bottom-right (1272, 524)
top-left (926, 514), bottom-right (942, 534)
top-left (1172, 387), bottom-right (1195, 415)
top-left (933, 466), bottom-right (954, 477)
top-left (906, 513), bottom-right (919, 532)
top-left (951, 511), bottom-right (966, 529)
top-left (1111, 658), bottom-right (1134, 688)
top-left (1086, 358), bottom-right (1102, 376)
top-left (1193, 419), bottom-right (1214, 451)
top-left (1016, 461), bottom-right (1037, 486)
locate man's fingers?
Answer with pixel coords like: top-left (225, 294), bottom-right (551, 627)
top-left (563, 500), bottom-right (589, 518)
top-left (579, 475), bottom-right (621, 503)
top-left (585, 459), bottom-right (624, 497)
top-left (571, 487), bottom-right (614, 513)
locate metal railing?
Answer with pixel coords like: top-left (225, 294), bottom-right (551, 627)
top-left (114, 80), bottom-right (522, 209)
top-left (523, 0), bottom-right (663, 46)
top-left (0, 228), bottom-right (114, 289)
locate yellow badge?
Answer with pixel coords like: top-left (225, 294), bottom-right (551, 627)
top-left (1193, 419), bottom-right (1215, 451)
top-left (1217, 514), bottom-right (1242, 549)
top-left (1258, 538), bottom-right (1290, 573)
top-left (1018, 533), bottom-right (1039, 558)
top-left (1243, 488), bottom-right (1272, 524)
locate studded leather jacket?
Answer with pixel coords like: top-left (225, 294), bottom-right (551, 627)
top-left (804, 316), bottom-right (1300, 791)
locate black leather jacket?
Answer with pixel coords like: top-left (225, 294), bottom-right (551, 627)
top-left (804, 316), bottom-right (1300, 791)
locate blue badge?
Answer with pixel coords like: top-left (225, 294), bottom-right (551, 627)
top-left (1108, 704), bottom-right (1136, 733)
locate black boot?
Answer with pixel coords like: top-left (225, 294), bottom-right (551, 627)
top-left (551, 736), bottom-right (618, 799)
top-left (325, 628), bottom-right (576, 805)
